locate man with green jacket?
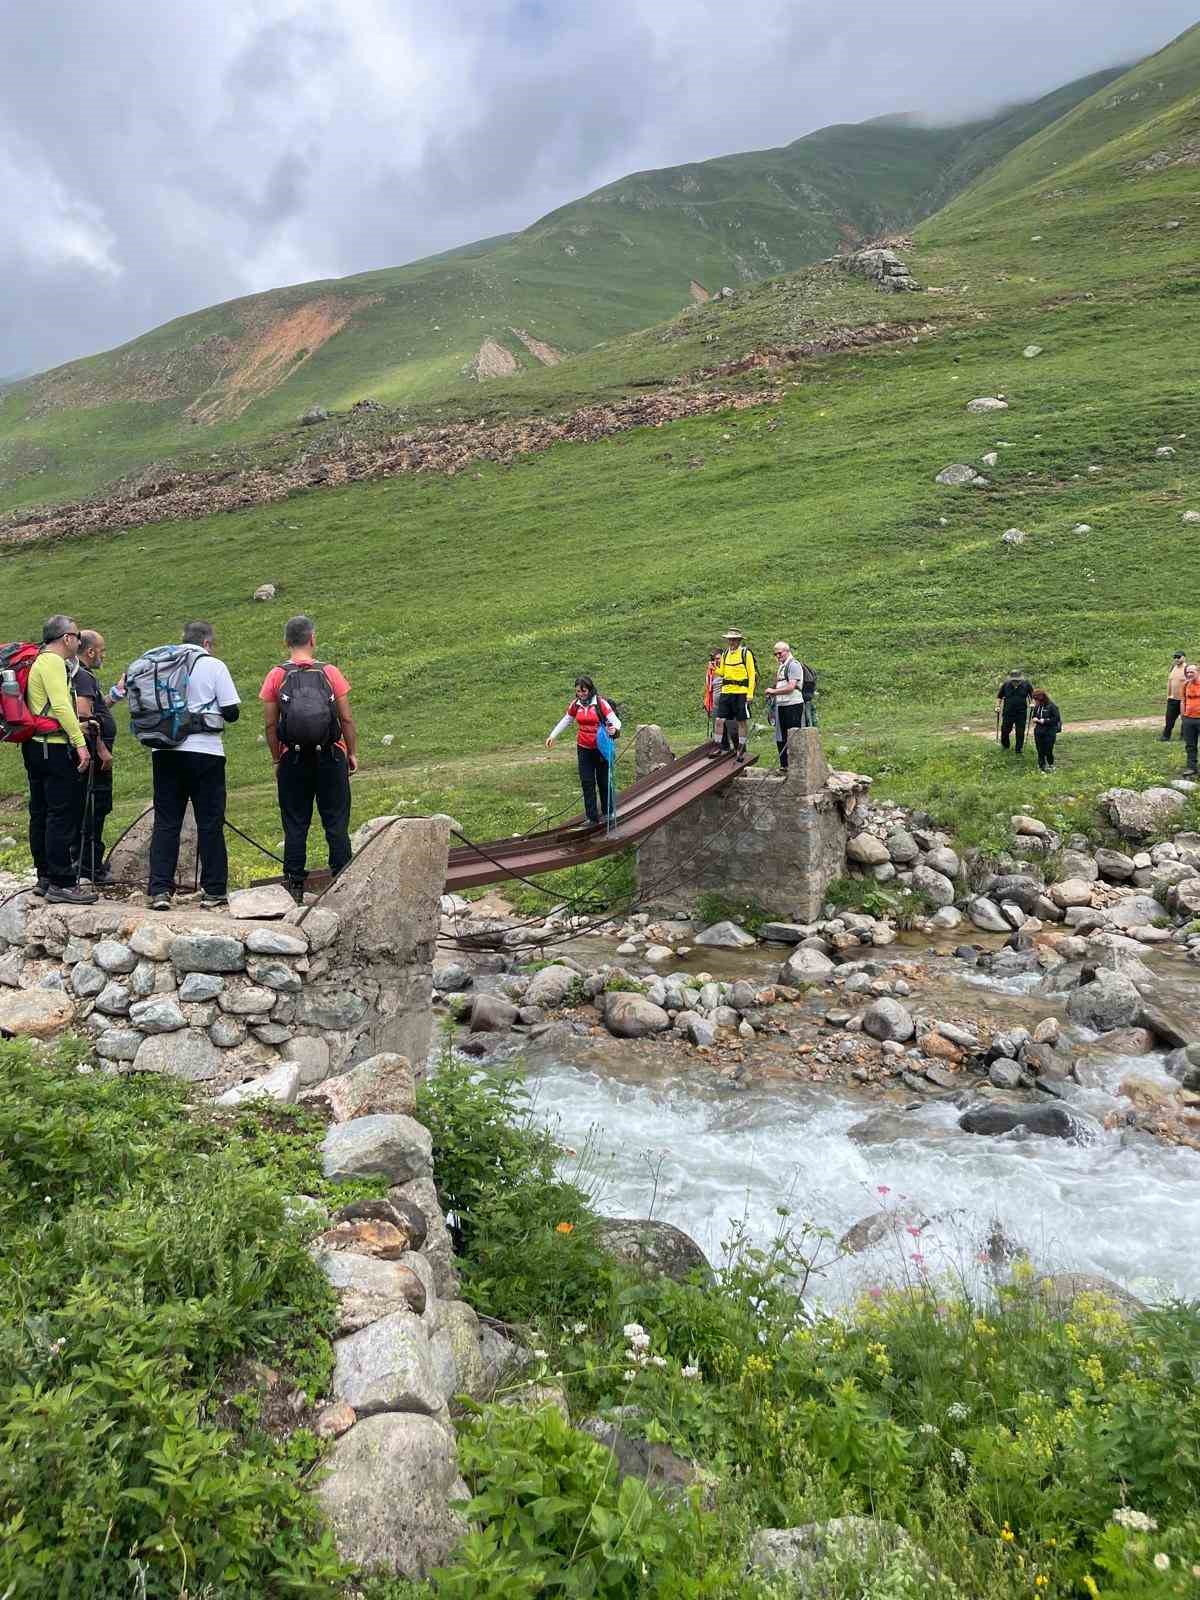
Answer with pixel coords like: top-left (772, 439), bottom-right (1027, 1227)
top-left (23, 615), bottom-right (96, 904)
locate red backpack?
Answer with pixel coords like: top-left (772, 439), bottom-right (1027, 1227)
top-left (0, 643), bottom-right (62, 744)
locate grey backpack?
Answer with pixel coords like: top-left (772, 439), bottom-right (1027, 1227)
top-left (125, 645), bottom-right (219, 748)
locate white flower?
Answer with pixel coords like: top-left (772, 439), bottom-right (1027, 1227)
top-left (950, 1447), bottom-right (966, 1468)
top-left (1112, 1508), bottom-right (1157, 1532)
top-left (649, 1355), bottom-right (667, 1369)
top-left (628, 1331), bottom-right (651, 1352)
top-left (946, 1402), bottom-right (968, 1422)
top-left (532, 1349), bottom-right (548, 1360)
top-left (572, 1322), bottom-right (587, 1336)
top-left (1154, 1554), bottom-right (1170, 1572)
top-left (919, 1423), bottom-right (938, 1436)
top-left (622, 1370), bottom-right (637, 1383)
top-left (681, 1364), bottom-right (701, 1380)
top-left (622, 1323), bottom-right (645, 1339)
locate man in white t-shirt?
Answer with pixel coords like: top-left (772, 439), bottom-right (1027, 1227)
top-left (146, 621), bottom-right (241, 909)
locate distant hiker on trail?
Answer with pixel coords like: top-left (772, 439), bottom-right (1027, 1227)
top-left (1162, 652), bottom-right (1189, 742)
top-left (260, 615), bottom-right (358, 903)
top-left (545, 675), bottom-right (621, 826)
top-left (995, 669), bottom-right (1034, 754)
top-left (19, 616), bottom-right (95, 905)
top-left (1030, 689), bottom-right (1062, 773)
top-left (764, 641), bottom-right (806, 769)
top-left (1180, 665), bottom-right (1200, 777)
top-left (703, 649), bottom-right (722, 734)
top-left (73, 629), bottom-right (118, 885)
top-left (710, 629), bottom-right (756, 761)
top-left (130, 621), bottom-right (240, 911)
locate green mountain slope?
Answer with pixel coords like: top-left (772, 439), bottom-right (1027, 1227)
top-left (2, 27), bottom-right (1197, 888)
top-left (0, 70), bottom-right (1120, 514)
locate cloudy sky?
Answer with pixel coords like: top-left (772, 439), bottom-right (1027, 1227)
top-left (2, 0), bottom-right (1195, 378)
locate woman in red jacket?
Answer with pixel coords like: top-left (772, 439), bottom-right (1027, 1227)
top-left (545, 675), bottom-right (622, 824)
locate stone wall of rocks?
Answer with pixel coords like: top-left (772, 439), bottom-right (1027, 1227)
top-left (0, 816), bottom-right (449, 1088)
top-left (837, 246), bottom-right (919, 292)
top-left (633, 726), bottom-right (871, 920)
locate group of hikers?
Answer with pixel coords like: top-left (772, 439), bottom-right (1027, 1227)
top-left (1, 613), bottom-right (356, 907)
top-left (5, 614), bottom-right (1200, 903)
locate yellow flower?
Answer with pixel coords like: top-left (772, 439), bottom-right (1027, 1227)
top-left (1035, 1576), bottom-right (1049, 1589)
top-left (1001, 1523), bottom-right (1015, 1543)
top-left (555, 1221), bottom-right (574, 1234)
top-left (1082, 1578), bottom-right (1100, 1599)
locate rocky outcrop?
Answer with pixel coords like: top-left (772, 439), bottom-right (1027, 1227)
top-left (595, 1218), bottom-right (712, 1283)
top-left (838, 246), bottom-right (919, 292)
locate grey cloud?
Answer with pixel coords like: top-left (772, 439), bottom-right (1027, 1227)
top-left (1, 0), bottom-right (1197, 376)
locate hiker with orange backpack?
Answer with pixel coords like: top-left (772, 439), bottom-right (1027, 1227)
top-left (260, 614), bottom-right (358, 902)
top-left (1180, 665), bottom-right (1200, 778)
top-left (0, 617), bottom-right (96, 904)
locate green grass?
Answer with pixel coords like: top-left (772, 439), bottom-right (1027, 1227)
top-left (0, 69), bottom-right (1120, 513)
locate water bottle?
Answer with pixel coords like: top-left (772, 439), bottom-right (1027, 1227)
top-left (0, 668), bottom-right (21, 727)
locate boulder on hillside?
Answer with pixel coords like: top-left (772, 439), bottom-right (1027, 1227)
top-left (1036, 1272), bottom-right (1145, 1320)
top-left (1098, 787), bottom-right (1185, 840)
top-left (966, 397), bottom-right (1009, 413)
top-left (935, 463), bottom-right (988, 487)
top-left (595, 1217), bottom-right (712, 1283)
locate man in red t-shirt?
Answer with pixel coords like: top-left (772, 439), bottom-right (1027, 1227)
top-left (260, 614), bottom-right (359, 899)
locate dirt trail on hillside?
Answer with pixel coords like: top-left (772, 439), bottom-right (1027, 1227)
top-left (962, 715), bottom-right (1162, 737)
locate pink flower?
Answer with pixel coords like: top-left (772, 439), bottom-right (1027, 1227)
top-left (911, 1252), bottom-right (926, 1267)
top-left (906, 1225), bottom-right (922, 1237)
top-left (877, 1185), bottom-right (891, 1196)
top-left (976, 1252), bottom-right (989, 1263)
top-left (868, 1287), bottom-right (883, 1301)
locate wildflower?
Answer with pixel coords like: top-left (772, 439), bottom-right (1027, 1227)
top-left (649, 1355), bottom-right (667, 1368)
top-left (622, 1370), bottom-right (637, 1382)
top-left (1154, 1554), bottom-right (1170, 1572)
top-left (1191, 1565), bottom-right (1200, 1578)
top-left (532, 1348), bottom-right (548, 1359)
top-left (919, 1423), bottom-right (937, 1436)
top-left (946, 1402), bottom-right (968, 1421)
top-left (911, 1252), bottom-right (926, 1267)
top-left (622, 1323), bottom-right (645, 1339)
top-left (1112, 1509), bottom-right (1157, 1533)
top-left (950, 1447), bottom-right (966, 1468)
top-left (681, 1364), bottom-right (701, 1380)
top-left (572, 1322), bottom-right (587, 1335)
top-left (877, 1185), bottom-right (891, 1196)
top-left (1035, 1578), bottom-right (1048, 1589)
top-left (1000, 1523), bottom-right (1015, 1543)
top-left (906, 1225), bottom-right (922, 1237)
top-left (868, 1287), bottom-right (883, 1301)
top-left (555, 1221), bottom-right (574, 1235)
top-left (1082, 1578), bottom-right (1100, 1599)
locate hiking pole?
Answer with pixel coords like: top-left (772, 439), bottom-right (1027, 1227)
top-left (78, 756), bottom-right (96, 887)
top-left (995, 707), bottom-right (1000, 744)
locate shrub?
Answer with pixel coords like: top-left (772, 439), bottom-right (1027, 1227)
top-left (694, 891), bottom-right (768, 934)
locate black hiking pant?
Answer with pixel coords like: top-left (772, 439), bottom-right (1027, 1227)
top-left (1164, 698), bottom-right (1182, 739)
top-left (1183, 717), bottom-right (1200, 774)
top-left (277, 748), bottom-right (352, 882)
top-left (1034, 727), bottom-right (1057, 771)
top-left (775, 703), bottom-right (807, 768)
top-left (1000, 705), bottom-right (1028, 752)
top-left (149, 751), bottom-right (228, 897)
top-left (22, 741), bottom-right (84, 887)
top-left (577, 745), bottom-right (611, 825)
top-left (77, 765), bottom-right (113, 879)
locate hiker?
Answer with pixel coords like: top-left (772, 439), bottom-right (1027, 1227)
top-left (73, 630), bottom-right (118, 884)
top-left (710, 629), bottom-right (756, 761)
top-left (1162, 652), bottom-right (1188, 741)
top-left (545, 675), bottom-right (621, 825)
top-left (1181, 665), bottom-right (1200, 777)
top-left (260, 615), bottom-right (358, 901)
top-left (764, 641), bottom-right (806, 769)
top-left (995, 669), bottom-right (1034, 753)
top-left (703, 649), bottom-right (721, 734)
top-left (19, 616), bottom-right (95, 904)
top-left (1030, 689), bottom-right (1062, 772)
top-left (135, 621), bottom-right (240, 910)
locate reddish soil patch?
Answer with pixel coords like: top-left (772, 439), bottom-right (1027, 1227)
top-left (510, 328), bottom-right (564, 366)
top-left (470, 338), bottom-right (519, 380)
top-left (688, 279), bottom-right (711, 304)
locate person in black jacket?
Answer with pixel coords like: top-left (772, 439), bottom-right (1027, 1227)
top-left (995, 670), bottom-right (1034, 752)
top-left (73, 630), bottom-right (118, 884)
top-left (1030, 689), bottom-right (1062, 772)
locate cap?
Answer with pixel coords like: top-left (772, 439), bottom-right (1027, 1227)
top-left (1175, 652), bottom-right (1186, 661)
top-left (722, 629), bottom-right (744, 640)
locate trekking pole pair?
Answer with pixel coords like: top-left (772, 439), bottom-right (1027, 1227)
top-left (77, 754), bottom-right (97, 887)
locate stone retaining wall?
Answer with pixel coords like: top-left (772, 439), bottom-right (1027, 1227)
top-left (633, 726), bottom-right (871, 920)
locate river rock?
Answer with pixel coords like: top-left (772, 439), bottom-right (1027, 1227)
top-left (1059, 850), bottom-right (1098, 881)
top-left (758, 922), bottom-right (808, 944)
top-left (988, 1058), bottom-right (1023, 1089)
top-left (1066, 971), bottom-right (1142, 1032)
top-left (911, 865), bottom-right (955, 906)
top-left (469, 993), bottom-right (519, 1032)
top-left (987, 875), bottom-right (1044, 913)
top-left (432, 962), bottom-right (471, 993)
top-left (780, 947), bottom-right (834, 983)
top-left (677, 1011), bottom-right (715, 1046)
top-left (168, 932), bottom-right (245, 974)
top-left (316, 1412), bottom-right (469, 1578)
top-left (1165, 1042), bottom-right (1200, 1089)
top-left (595, 1217), bottom-right (712, 1283)
top-left (307, 1053), bottom-right (416, 1120)
top-left (322, 1115), bottom-right (433, 1184)
top-left (1099, 787), bottom-right (1185, 840)
top-left (1173, 878), bottom-right (1200, 918)
top-left (1049, 879), bottom-right (1094, 909)
top-left (0, 988), bottom-right (76, 1039)
top-left (131, 1028), bottom-right (224, 1080)
top-left (694, 920), bottom-right (756, 949)
top-left (214, 1062), bottom-right (301, 1107)
top-left (1037, 1272), bottom-right (1145, 1320)
top-left (522, 964), bottom-right (580, 1008)
top-left (959, 1103), bottom-right (1075, 1138)
top-left (1094, 848), bottom-right (1135, 882)
top-left (847, 833), bottom-right (889, 865)
top-left (968, 897), bottom-right (1009, 933)
top-left (1107, 895), bottom-right (1164, 931)
top-left (925, 845), bottom-right (960, 879)
top-left (861, 998), bottom-right (914, 1043)
top-left (602, 993), bottom-right (671, 1038)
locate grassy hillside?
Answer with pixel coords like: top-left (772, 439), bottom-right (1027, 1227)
top-left (1, 30), bottom-right (1198, 890)
top-left (0, 73), bottom-right (1120, 515)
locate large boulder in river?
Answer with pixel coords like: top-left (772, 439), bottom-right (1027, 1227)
top-left (861, 997), bottom-right (915, 1043)
top-left (1036, 1272), bottom-right (1145, 1320)
top-left (1098, 786), bottom-right (1185, 841)
top-left (968, 896), bottom-right (1010, 933)
top-left (694, 920), bottom-right (756, 950)
top-left (780, 947), bottom-right (834, 984)
top-left (595, 1217), bottom-right (712, 1283)
top-left (959, 1103), bottom-right (1076, 1139)
top-left (1066, 970), bottom-right (1142, 1033)
top-left (911, 864), bottom-right (955, 906)
top-left (601, 992), bottom-right (671, 1038)
top-left (522, 964), bottom-right (580, 1008)
top-left (1108, 894), bottom-right (1165, 931)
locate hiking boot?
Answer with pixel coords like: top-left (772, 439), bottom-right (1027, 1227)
top-left (735, 747), bottom-right (751, 763)
top-left (46, 883), bottom-right (98, 906)
top-left (284, 876), bottom-right (306, 905)
top-left (148, 893), bottom-right (172, 911)
top-left (31, 876), bottom-right (49, 898)
top-left (704, 741), bottom-right (724, 758)
top-left (199, 893), bottom-right (229, 911)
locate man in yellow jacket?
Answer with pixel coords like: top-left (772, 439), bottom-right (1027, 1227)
top-left (23, 615), bottom-right (97, 904)
top-left (710, 628), bottom-right (756, 761)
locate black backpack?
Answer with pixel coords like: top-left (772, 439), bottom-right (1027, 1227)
top-left (277, 662), bottom-right (341, 751)
top-left (799, 662), bottom-right (817, 698)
